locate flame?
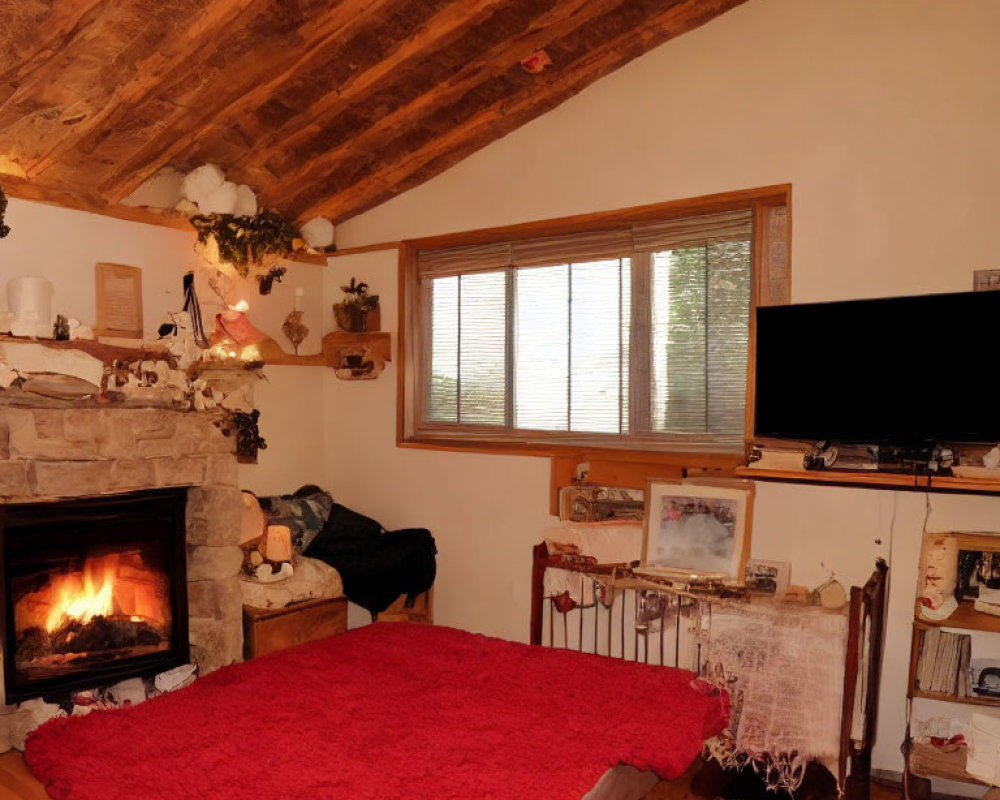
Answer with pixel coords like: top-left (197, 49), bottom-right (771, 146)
top-left (44, 556), bottom-right (118, 632)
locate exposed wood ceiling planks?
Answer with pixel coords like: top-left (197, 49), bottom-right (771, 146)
top-left (0, 0), bottom-right (749, 228)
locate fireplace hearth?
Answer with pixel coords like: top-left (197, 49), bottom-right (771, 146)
top-left (1, 489), bottom-right (189, 702)
top-left (1, 404), bottom-right (245, 708)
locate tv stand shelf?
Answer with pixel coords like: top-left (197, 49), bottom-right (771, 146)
top-left (734, 466), bottom-right (1000, 495)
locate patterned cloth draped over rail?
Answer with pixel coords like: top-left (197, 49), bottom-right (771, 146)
top-left (700, 601), bottom-right (848, 792)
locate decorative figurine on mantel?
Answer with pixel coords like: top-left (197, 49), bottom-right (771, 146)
top-left (333, 277), bottom-right (379, 332)
top-left (53, 314), bottom-right (70, 340)
top-left (282, 288), bottom-right (309, 355)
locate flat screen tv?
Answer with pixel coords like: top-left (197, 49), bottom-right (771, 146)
top-left (754, 290), bottom-right (1000, 445)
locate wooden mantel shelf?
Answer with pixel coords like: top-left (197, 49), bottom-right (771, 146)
top-left (1, 331), bottom-right (392, 377)
top-left (0, 332), bottom-right (162, 362)
top-left (735, 465), bottom-right (1000, 495)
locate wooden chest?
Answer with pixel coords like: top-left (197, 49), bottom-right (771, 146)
top-left (242, 596), bottom-right (348, 659)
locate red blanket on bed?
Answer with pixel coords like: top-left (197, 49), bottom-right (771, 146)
top-left (26, 623), bottom-right (728, 800)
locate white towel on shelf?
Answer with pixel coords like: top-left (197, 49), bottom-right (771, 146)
top-left (967, 712), bottom-right (1000, 785)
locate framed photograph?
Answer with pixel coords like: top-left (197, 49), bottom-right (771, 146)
top-left (957, 549), bottom-right (1000, 601)
top-left (745, 558), bottom-right (791, 599)
top-left (95, 262), bottom-right (143, 339)
top-left (974, 268), bottom-right (1000, 292)
top-left (640, 479), bottom-right (754, 580)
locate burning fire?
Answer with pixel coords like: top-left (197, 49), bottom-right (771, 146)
top-left (15, 551), bottom-right (168, 636)
top-left (44, 557), bottom-right (117, 632)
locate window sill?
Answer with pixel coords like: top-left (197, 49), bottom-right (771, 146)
top-left (396, 436), bottom-right (745, 469)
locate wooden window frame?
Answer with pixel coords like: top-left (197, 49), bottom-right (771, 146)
top-left (397, 185), bottom-right (791, 469)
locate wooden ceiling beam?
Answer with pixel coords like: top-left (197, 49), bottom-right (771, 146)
top-left (215, 0), bottom-right (514, 184)
top-left (98, 0), bottom-right (427, 203)
top-left (0, 0), bottom-right (106, 78)
top-left (0, 0), bottom-right (238, 177)
top-left (287, 0), bottom-right (749, 223)
top-left (21, 0), bottom-right (266, 180)
top-left (1, 174), bottom-right (193, 231)
top-left (31, 0), bottom-right (369, 201)
top-left (262, 0), bottom-right (630, 219)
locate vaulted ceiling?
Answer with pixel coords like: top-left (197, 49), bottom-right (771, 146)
top-left (0, 0), bottom-right (748, 230)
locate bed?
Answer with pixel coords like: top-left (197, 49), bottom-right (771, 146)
top-left (25, 622), bottom-right (730, 800)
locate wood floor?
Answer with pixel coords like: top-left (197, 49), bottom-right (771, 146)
top-left (0, 753), bottom-right (49, 800)
top-left (0, 750), bottom-right (907, 800)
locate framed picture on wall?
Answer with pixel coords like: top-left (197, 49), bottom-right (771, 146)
top-left (95, 262), bottom-right (143, 339)
top-left (637, 479), bottom-right (754, 582)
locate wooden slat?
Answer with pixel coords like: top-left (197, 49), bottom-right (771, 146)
top-left (0, 0), bottom-right (239, 174)
top-left (99, 0), bottom-right (423, 202)
top-left (287, 0), bottom-right (750, 222)
top-left (259, 0), bottom-right (632, 211)
top-left (198, 0), bottom-right (517, 186)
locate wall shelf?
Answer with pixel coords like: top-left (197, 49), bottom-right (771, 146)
top-left (734, 465), bottom-right (1000, 496)
top-left (256, 331), bottom-right (391, 379)
top-left (0, 332), bottom-right (158, 362)
top-left (1, 330), bottom-right (393, 380)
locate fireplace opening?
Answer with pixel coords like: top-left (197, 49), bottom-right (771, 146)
top-left (1, 489), bottom-right (189, 702)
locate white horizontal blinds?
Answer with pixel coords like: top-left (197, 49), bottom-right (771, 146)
top-left (514, 258), bottom-right (631, 434)
top-left (417, 242), bottom-right (511, 278)
top-left (416, 229), bottom-right (630, 277)
top-left (569, 259), bottom-right (630, 434)
top-left (515, 265), bottom-right (569, 431)
top-left (706, 240), bottom-right (751, 434)
top-left (418, 204), bottom-right (758, 443)
top-left (510, 229), bottom-right (632, 268)
top-left (425, 271), bottom-right (507, 425)
top-left (427, 276), bottom-right (459, 422)
top-left (652, 248), bottom-right (707, 432)
top-left (632, 209), bottom-right (753, 252)
top-left (650, 238), bottom-right (752, 436)
top-left (458, 272), bottom-right (506, 425)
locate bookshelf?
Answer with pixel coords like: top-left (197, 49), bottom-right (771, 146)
top-left (905, 532), bottom-right (1000, 792)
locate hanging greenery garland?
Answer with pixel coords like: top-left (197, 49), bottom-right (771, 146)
top-left (190, 210), bottom-right (298, 277)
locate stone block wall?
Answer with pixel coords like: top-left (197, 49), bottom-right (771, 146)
top-left (0, 404), bottom-right (244, 693)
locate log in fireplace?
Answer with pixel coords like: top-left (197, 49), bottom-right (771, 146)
top-left (0, 488), bottom-right (189, 702)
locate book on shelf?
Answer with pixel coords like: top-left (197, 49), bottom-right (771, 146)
top-left (916, 628), bottom-right (971, 696)
top-left (958, 636), bottom-right (972, 698)
top-left (917, 628), bottom-right (940, 691)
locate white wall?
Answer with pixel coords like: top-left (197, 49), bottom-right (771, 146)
top-left (326, 0), bottom-right (1000, 778)
top-left (1, 197), bottom-right (327, 494)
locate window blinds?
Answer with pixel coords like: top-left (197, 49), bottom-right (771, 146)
top-left (414, 206), bottom-right (763, 448)
top-left (416, 210), bottom-right (752, 277)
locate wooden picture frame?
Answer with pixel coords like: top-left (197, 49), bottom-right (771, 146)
top-left (95, 263), bottom-right (143, 339)
top-left (640, 478), bottom-right (754, 581)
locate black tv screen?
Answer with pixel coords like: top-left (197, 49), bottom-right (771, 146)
top-left (754, 290), bottom-right (1000, 444)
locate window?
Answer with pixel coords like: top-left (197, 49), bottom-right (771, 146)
top-left (400, 187), bottom-right (789, 455)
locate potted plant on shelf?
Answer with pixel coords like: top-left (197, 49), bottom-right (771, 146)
top-left (333, 277), bottom-right (379, 332)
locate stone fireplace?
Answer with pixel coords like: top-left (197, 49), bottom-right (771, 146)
top-left (1, 488), bottom-right (189, 702)
top-left (0, 404), bottom-right (244, 704)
